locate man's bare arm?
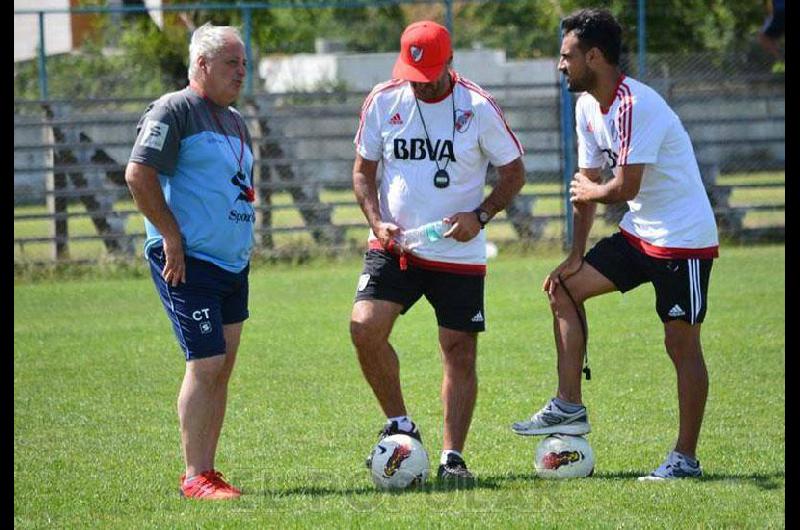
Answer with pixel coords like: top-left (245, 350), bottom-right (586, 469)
top-left (352, 154), bottom-right (399, 248)
top-left (479, 157), bottom-right (526, 219)
top-left (570, 163), bottom-right (645, 205)
top-left (125, 161), bottom-right (185, 285)
top-left (445, 156), bottom-right (526, 241)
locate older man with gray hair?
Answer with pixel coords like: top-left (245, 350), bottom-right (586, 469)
top-left (125, 22), bottom-right (254, 500)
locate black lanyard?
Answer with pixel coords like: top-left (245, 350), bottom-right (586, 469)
top-left (413, 88), bottom-right (456, 188)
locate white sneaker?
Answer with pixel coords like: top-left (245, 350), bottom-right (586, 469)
top-left (638, 451), bottom-right (702, 481)
top-left (511, 398), bottom-right (591, 436)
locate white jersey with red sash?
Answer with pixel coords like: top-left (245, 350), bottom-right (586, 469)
top-left (355, 72), bottom-right (523, 274)
top-left (575, 75), bottom-right (719, 259)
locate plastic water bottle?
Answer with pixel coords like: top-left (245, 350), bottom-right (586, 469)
top-left (400, 220), bottom-right (449, 250)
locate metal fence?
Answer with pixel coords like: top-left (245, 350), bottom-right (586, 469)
top-left (14, 2), bottom-right (785, 264)
top-left (606, 51), bottom-right (785, 240)
top-left (14, 81), bottom-right (565, 262)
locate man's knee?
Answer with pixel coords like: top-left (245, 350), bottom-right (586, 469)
top-left (444, 355), bottom-right (477, 379)
top-left (548, 285), bottom-right (582, 316)
top-left (664, 322), bottom-right (702, 359)
top-left (350, 318), bottom-right (385, 351)
top-left (549, 261), bottom-right (616, 315)
top-left (186, 354), bottom-right (228, 386)
top-left (350, 301), bottom-right (399, 350)
top-left (441, 335), bottom-right (478, 375)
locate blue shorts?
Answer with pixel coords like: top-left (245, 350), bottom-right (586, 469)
top-left (147, 246), bottom-right (250, 361)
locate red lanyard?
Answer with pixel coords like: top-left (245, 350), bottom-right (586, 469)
top-left (205, 98), bottom-right (245, 174)
top-left (201, 95), bottom-right (254, 202)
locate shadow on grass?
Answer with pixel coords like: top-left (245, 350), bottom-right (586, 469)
top-left (248, 474), bottom-right (518, 498)
top-left (588, 470), bottom-right (785, 490)
top-left (246, 470), bottom-right (784, 498)
top-left (252, 480), bottom-right (497, 498)
top-left (698, 471), bottom-right (784, 490)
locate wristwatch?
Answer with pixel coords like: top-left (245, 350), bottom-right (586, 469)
top-left (473, 207), bottom-right (490, 229)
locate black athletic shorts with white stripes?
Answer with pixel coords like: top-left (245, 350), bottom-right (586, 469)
top-left (584, 232), bottom-right (713, 324)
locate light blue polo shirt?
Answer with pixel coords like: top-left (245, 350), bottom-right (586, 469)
top-left (129, 87), bottom-right (255, 273)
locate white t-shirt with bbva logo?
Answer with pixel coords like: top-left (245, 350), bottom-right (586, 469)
top-left (355, 72), bottom-right (523, 269)
top-left (575, 75), bottom-right (719, 259)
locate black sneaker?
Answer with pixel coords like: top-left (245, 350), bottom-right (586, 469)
top-left (365, 420), bottom-right (422, 469)
top-left (436, 453), bottom-right (475, 487)
top-left (377, 420), bottom-right (422, 443)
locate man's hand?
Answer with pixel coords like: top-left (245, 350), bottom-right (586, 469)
top-left (442, 212), bottom-right (481, 242)
top-left (569, 172), bottom-right (599, 204)
top-left (542, 254), bottom-right (584, 296)
top-left (374, 221), bottom-right (402, 250)
top-left (125, 161), bottom-right (185, 286)
top-left (162, 236), bottom-right (186, 287)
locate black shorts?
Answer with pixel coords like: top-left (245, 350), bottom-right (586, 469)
top-left (354, 250), bottom-right (485, 332)
top-left (584, 232), bottom-right (713, 324)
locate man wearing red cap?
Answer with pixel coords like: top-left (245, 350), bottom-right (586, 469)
top-left (350, 20), bottom-right (526, 485)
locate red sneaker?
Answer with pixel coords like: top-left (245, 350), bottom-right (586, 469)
top-left (180, 470), bottom-right (241, 500)
top-left (211, 470), bottom-right (242, 495)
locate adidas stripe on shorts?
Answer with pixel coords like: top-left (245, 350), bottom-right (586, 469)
top-left (584, 232), bottom-right (713, 324)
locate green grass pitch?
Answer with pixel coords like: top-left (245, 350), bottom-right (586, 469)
top-left (14, 244), bottom-right (784, 528)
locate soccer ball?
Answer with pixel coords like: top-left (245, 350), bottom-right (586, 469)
top-left (368, 434), bottom-right (429, 489)
top-left (534, 434), bottom-right (595, 479)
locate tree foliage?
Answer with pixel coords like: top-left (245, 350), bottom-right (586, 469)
top-left (456, 0), bottom-right (767, 59)
top-left (14, 0), bottom-right (774, 100)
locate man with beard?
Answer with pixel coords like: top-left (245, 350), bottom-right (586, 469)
top-left (511, 8), bottom-right (719, 481)
top-left (351, 20), bottom-right (525, 485)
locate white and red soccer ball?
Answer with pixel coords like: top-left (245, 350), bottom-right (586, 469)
top-left (534, 434), bottom-right (595, 479)
top-left (368, 434), bottom-right (429, 489)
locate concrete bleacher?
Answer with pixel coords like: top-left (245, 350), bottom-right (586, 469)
top-left (13, 49), bottom-right (784, 257)
top-left (15, 47), bottom-right (784, 202)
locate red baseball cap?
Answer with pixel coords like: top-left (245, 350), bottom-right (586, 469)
top-left (392, 21), bottom-right (452, 82)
